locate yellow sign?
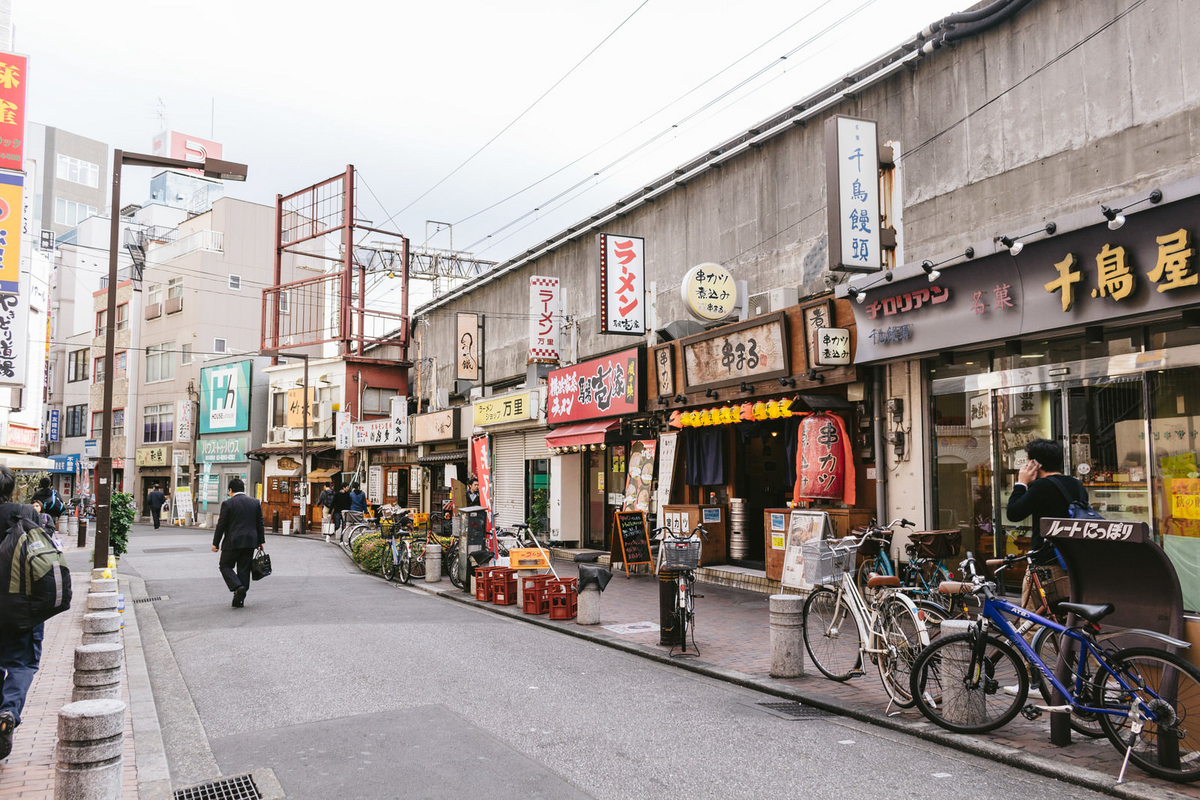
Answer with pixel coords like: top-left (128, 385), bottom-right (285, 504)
top-left (507, 548), bottom-right (549, 570)
top-left (286, 386), bottom-right (316, 427)
top-left (681, 262), bottom-right (737, 322)
top-left (135, 446), bottom-right (169, 467)
top-left (1172, 479), bottom-right (1200, 521)
top-left (473, 392), bottom-right (536, 427)
top-left (0, 176), bottom-right (22, 293)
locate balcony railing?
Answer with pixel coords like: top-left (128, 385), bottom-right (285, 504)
top-left (149, 229), bottom-right (224, 263)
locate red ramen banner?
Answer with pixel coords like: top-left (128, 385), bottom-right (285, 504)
top-left (547, 347), bottom-right (642, 424)
top-left (794, 413), bottom-right (856, 506)
top-left (470, 434), bottom-right (493, 532)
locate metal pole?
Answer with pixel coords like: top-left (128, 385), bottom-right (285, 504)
top-left (95, 152), bottom-right (123, 569)
top-left (873, 366), bottom-right (888, 524)
top-left (300, 355), bottom-right (309, 535)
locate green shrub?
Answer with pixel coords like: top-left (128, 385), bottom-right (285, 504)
top-left (351, 532), bottom-right (384, 574)
top-left (109, 491), bottom-right (135, 558)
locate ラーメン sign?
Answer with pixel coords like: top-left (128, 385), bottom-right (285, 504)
top-left (681, 263), bottom-right (737, 321)
top-left (597, 233), bottom-right (645, 335)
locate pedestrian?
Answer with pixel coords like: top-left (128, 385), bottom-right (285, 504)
top-left (30, 478), bottom-right (64, 530)
top-left (348, 482), bottom-right (368, 514)
top-left (0, 466), bottom-right (46, 759)
top-left (211, 477), bottom-right (265, 608)
top-left (147, 483), bottom-right (167, 530)
top-left (332, 484), bottom-right (351, 533)
top-left (466, 476), bottom-right (481, 507)
top-left (1005, 438), bottom-right (1081, 610)
top-left (317, 482), bottom-right (334, 527)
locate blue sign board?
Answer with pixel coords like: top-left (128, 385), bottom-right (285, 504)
top-left (49, 454), bottom-right (79, 474)
top-left (48, 409), bottom-right (59, 442)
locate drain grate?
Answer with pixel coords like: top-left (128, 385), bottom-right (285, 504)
top-left (757, 701), bottom-right (835, 719)
top-left (174, 774), bottom-right (261, 800)
top-left (145, 547), bottom-right (194, 553)
top-left (133, 595), bottom-right (168, 604)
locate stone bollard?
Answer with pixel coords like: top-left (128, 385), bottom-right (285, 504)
top-left (86, 592), bottom-right (119, 613)
top-left (56, 698), bottom-right (125, 800)
top-left (81, 612), bottom-right (122, 646)
top-left (769, 594), bottom-right (806, 678)
top-left (72, 643), bottom-right (123, 702)
top-left (89, 578), bottom-right (117, 594)
top-left (515, 569), bottom-right (538, 607)
top-left (425, 542), bottom-right (442, 583)
top-left (578, 583), bottom-right (601, 625)
top-left (91, 568), bottom-right (112, 581)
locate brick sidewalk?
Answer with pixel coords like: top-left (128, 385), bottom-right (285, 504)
top-left (0, 538), bottom-right (138, 800)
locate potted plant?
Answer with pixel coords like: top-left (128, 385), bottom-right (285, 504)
top-left (108, 491), bottom-right (135, 561)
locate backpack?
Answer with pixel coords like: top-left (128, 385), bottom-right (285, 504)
top-left (44, 489), bottom-right (64, 517)
top-left (0, 508), bottom-right (72, 631)
top-left (1049, 476), bottom-right (1105, 521)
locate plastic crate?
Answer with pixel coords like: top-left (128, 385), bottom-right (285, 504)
top-left (522, 575), bottom-right (554, 615)
top-left (662, 538), bottom-right (702, 570)
top-left (802, 538), bottom-right (859, 586)
top-left (492, 568), bottom-right (517, 605)
top-left (548, 578), bottom-right (578, 620)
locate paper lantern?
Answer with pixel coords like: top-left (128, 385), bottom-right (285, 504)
top-left (753, 401), bottom-right (768, 421)
top-left (740, 402), bottom-right (755, 422)
top-left (669, 411), bottom-right (683, 429)
top-left (779, 398), bottom-right (794, 417)
top-left (794, 412), bottom-right (856, 506)
top-left (718, 406), bottom-right (734, 425)
top-left (766, 400), bottom-right (781, 419)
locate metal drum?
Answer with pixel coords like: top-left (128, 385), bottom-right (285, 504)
top-left (729, 498), bottom-right (748, 560)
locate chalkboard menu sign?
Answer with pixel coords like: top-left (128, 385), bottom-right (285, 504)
top-left (611, 511), bottom-right (653, 577)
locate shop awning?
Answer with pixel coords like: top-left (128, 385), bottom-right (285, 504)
top-left (418, 449), bottom-right (468, 465)
top-left (307, 467), bottom-right (339, 481)
top-left (0, 453), bottom-right (57, 471)
top-left (544, 419), bottom-right (620, 449)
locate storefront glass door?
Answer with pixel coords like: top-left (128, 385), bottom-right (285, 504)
top-left (586, 452), bottom-right (606, 549)
top-left (1149, 368), bottom-right (1200, 610)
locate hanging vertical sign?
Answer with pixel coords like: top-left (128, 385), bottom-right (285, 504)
top-left (176, 400), bottom-right (195, 442)
top-left (597, 233), bottom-right (645, 335)
top-left (389, 395), bottom-right (408, 446)
top-left (456, 312), bottom-right (479, 380)
top-left (0, 174), bottom-right (23, 293)
top-left (527, 276), bottom-right (560, 364)
top-left (48, 409), bottom-right (59, 442)
top-left (0, 53), bottom-right (26, 171)
top-left (0, 281), bottom-right (28, 386)
top-left (470, 433), bottom-right (493, 531)
top-left (335, 410), bottom-right (352, 450)
top-left (794, 413), bottom-right (857, 506)
top-left (826, 115), bottom-right (882, 273)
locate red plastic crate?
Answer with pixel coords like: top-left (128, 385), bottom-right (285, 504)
top-left (548, 577), bottom-right (578, 620)
top-left (474, 566), bottom-right (501, 602)
top-left (492, 568), bottom-right (518, 605)
top-left (521, 575), bottom-right (554, 615)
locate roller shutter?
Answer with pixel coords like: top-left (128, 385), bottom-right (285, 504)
top-left (492, 433), bottom-right (525, 528)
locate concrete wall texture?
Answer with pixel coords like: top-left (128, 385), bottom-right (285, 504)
top-left (416, 0), bottom-right (1200, 395)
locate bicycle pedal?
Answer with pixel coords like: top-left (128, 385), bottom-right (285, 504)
top-left (1021, 705), bottom-right (1042, 721)
top-left (849, 669), bottom-right (866, 678)
top-left (694, 594), bottom-right (704, 599)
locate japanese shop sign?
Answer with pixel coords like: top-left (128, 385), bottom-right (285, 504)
top-left (473, 391), bottom-right (537, 427)
top-left (196, 437), bottom-right (247, 463)
top-left (471, 434), bottom-right (493, 528)
top-left (389, 395), bottom-right (408, 446)
top-left (200, 361), bottom-right (251, 433)
top-left (682, 312), bottom-right (789, 391)
top-left (653, 344), bottom-right (674, 397)
top-left (335, 411), bottom-right (351, 449)
top-left (813, 328), bottom-right (851, 366)
top-left (48, 409), bottom-right (59, 442)
top-left (351, 418), bottom-right (396, 448)
top-left (6, 423), bottom-right (36, 451)
top-left (136, 446), bottom-right (169, 467)
top-left (0, 173), bottom-right (23, 293)
top-left (597, 233), bottom-right (645, 335)
top-left (795, 413), bottom-right (856, 506)
top-left (411, 408), bottom-right (460, 444)
top-left (850, 193), bottom-right (1200, 362)
top-left (176, 400), bottom-right (196, 442)
top-left (802, 301), bottom-right (833, 369)
top-left (528, 276), bottom-right (560, 364)
top-left (547, 347), bottom-right (642, 424)
top-left (826, 115), bottom-right (882, 273)
top-left (286, 386), bottom-right (316, 428)
top-left (682, 262), bottom-right (737, 321)
top-left (456, 312), bottom-right (479, 380)
top-left (0, 53), bottom-right (25, 170)
top-left (1043, 517), bottom-right (1149, 544)
top-left (150, 130), bottom-right (223, 175)
top-left (0, 280), bottom-right (29, 386)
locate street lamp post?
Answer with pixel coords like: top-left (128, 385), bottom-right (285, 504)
top-left (94, 150), bottom-right (247, 569)
top-left (261, 350), bottom-right (310, 534)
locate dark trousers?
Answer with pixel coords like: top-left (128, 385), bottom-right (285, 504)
top-left (151, 507), bottom-right (162, 529)
top-left (0, 623), bottom-right (43, 725)
top-left (219, 547), bottom-right (255, 593)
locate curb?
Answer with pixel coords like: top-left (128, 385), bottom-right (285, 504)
top-left (118, 575), bottom-right (173, 800)
top-left (323, 535), bottom-right (1191, 800)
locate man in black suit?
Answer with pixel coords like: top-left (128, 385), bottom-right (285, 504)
top-left (211, 477), bottom-right (265, 608)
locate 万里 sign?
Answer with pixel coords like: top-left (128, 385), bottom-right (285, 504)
top-left (473, 391), bottom-right (538, 427)
top-left (682, 312), bottom-right (789, 391)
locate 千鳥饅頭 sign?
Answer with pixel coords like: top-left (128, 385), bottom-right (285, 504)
top-left (826, 115), bottom-right (882, 273)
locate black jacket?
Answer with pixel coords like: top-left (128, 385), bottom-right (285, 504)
top-left (331, 491), bottom-right (352, 513)
top-left (1006, 474), bottom-right (1087, 564)
top-left (147, 490), bottom-right (166, 511)
top-left (31, 487), bottom-right (62, 517)
top-left (213, 493), bottom-right (265, 551)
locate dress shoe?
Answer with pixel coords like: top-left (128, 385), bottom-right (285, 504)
top-left (233, 586), bottom-right (246, 608)
top-left (0, 711), bottom-right (15, 759)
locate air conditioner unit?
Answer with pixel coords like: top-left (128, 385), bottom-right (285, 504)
top-left (286, 427), bottom-right (305, 442)
top-left (268, 426), bottom-right (287, 444)
top-left (747, 287), bottom-right (798, 317)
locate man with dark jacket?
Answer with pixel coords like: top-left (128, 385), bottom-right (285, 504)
top-left (29, 478), bottom-right (62, 531)
top-left (331, 484), bottom-right (351, 535)
top-left (211, 477), bottom-right (265, 608)
top-left (147, 484), bottom-right (167, 530)
top-left (0, 467), bottom-right (45, 758)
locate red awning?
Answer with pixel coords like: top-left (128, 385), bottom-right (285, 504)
top-left (544, 419), bottom-right (620, 449)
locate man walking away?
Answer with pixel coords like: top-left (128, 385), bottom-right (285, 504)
top-left (30, 478), bottom-right (64, 532)
top-left (0, 467), bottom-right (47, 758)
top-left (147, 483), bottom-right (167, 530)
top-left (211, 477), bottom-right (265, 608)
top-left (317, 482), bottom-right (334, 530)
top-left (332, 484), bottom-right (351, 536)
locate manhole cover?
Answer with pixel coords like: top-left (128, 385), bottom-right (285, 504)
top-left (145, 547), bottom-right (194, 554)
top-left (174, 773), bottom-right (261, 800)
top-left (757, 701), bottom-right (835, 719)
top-left (133, 596), bottom-right (168, 604)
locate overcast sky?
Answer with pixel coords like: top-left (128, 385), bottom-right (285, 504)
top-left (19, 0), bottom-right (967, 265)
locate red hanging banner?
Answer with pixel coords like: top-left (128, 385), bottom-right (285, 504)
top-left (470, 434), bottom-right (493, 532)
top-left (794, 412), bottom-right (856, 507)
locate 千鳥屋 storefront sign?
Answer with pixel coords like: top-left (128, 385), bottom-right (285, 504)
top-left (682, 312), bottom-right (789, 391)
top-left (681, 262), bottom-right (737, 322)
top-left (547, 347), bottom-right (641, 424)
top-left (597, 233), bottom-right (645, 335)
top-left (196, 437), bottom-right (247, 463)
top-left (473, 391), bottom-right (538, 427)
top-left (826, 115), bottom-right (882, 273)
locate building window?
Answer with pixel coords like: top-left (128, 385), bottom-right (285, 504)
top-left (146, 342), bottom-right (175, 383)
top-left (95, 309), bottom-right (107, 337)
top-left (116, 351), bottom-right (127, 379)
top-left (180, 343), bottom-right (193, 365)
top-left (143, 403), bottom-right (174, 444)
top-left (228, 274), bottom-right (241, 290)
top-left (90, 410), bottom-right (122, 438)
top-left (279, 290), bottom-right (290, 315)
top-left (54, 199), bottom-right (98, 227)
top-left (167, 277), bottom-right (183, 299)
top-left (147, 283), bottom-right (162, 306)
top-left (213, 338), bottom-right (226, 354)
top-left (362, 387), bottom-right (399, 415)
top-left (56, 154), bottom-right (100, 188)
top-left (66, 404), bottom-right (88, 437)
top-left (68, 349), bottom-right (89, 382)
top-left (93, 355), bottom-right (105, 384)
top-left (116, 303), bottom-right (128, 332)
top-left (271, 392), bottom-right (286, 427)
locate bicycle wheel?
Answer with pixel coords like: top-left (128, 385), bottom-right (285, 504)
top-left (398, 542), bottom-right (412, 584)
top-left (674, 579), bottom-right (689, 649)
top-left (448, 550), bottom-right (463, 589)
top-left (855, 558), bottom-right (881, 603)
top-left (380, 539), bottom-right (397, 581)
top-left (345, 524), bottom-right (366, 549)
top-left (909, 630), bottom-right (1028, 734)
top-left (1031, 627), bottom-right (1105, 738)
top-left (802, 587), bottom-right (862, 681)
top-left (875, 596), bottom-right (927, 708)
top-left (1094, 647), bottom-right (1200, 782)
top-left (410, 540), bottom-right (427, 579)
top-left (912, 599), bottom-right (950, 640)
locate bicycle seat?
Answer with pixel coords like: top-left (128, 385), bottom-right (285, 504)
top-left (512, 523), bottom-right (529, 530)
top-left (1057, 602), bottom-right (1114, 624)
top-left (866, 573), bottom-right (901, 588)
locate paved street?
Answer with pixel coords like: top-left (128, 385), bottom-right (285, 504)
top-left (115, 524), bottom-right (1114, 800)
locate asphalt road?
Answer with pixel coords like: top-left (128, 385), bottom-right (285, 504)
top-left (120, 524), bottom-right (1111, 800)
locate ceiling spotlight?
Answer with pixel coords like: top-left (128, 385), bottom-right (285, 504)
top-left (778, 377), bottom-right (796, 388)
top-left (1102, 206), bottom-right (1125, 231)
top-left (674, 394), bottom-right (686, 403)
top-left (806, 369), bottom-right (825, 384)
top-left (999, 235), bottom-right (1023, 255)
top-left (847, 286), bottom-right (866, 304)
top-left (921, 260), bottom-right (941, 282)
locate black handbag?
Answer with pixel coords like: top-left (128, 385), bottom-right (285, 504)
top-left (251, 549), bottom-right (272, 581)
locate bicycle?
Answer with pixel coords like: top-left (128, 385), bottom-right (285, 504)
top-left (379, 513), bottom-right (414, 584)
top-left (654, 523), bottom-right (708, 657)
top-left (341, 510), bottom-right (371, 548)
top-left (408, 524), bottom-right (464, 589)
top-left (801, 534), bottom-right (933, 710)
top-left (853, 518), bottom-right (910, 595)
top-left (909, 552), bottom-right (1200, 783)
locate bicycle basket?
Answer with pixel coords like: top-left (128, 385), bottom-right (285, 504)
top-left (802, 538), bottom-right (859, 585)
top-left (909, 529), bottom-right (962, 559)
top-left (853, 526), bottom-right (893, 557)
top-left (662, 537), bottom-right (702, 570)
top-left (378, 519), bottom-right (403, 539)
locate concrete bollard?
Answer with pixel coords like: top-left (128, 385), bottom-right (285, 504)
top-left (578, 583), bottom-right (601, 625)
top-left (425, 542), bottom-right (442, 583)
top-left (769, 594), bottom-right (806, 678)
top-left (77, 516), bottom-right (87, 548)
top-left (72, 643), bottom-right (123, 702)
top-left (56, 698), bottom-right (125, 800)
top-left (91, 568), bottom-right (112, 581)
top-left (516, 569), bottom-right (538, 607)
top-left (81, 612), bottom-right (122, 646)
top-left (89, 578), bottom-right (117, 594)
top-left (85, 592), bottom-right (119, 613)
